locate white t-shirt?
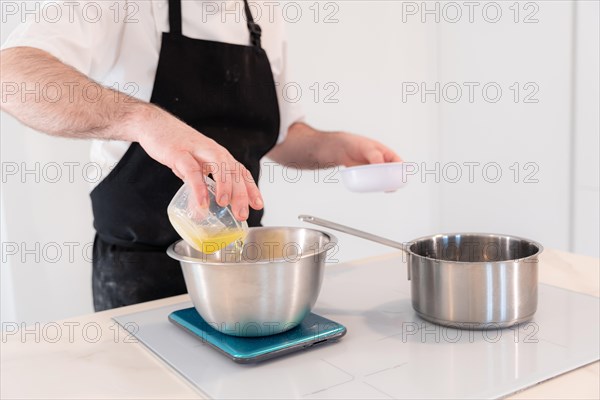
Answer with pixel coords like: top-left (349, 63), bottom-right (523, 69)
top-left (2, 0), bottom-right (304, 186)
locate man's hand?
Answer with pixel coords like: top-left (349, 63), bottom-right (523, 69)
top-left (133, 107), bottom-right (263, 221)
top-left (267, 122), bottom-right (401, 169)
top-left (324, 131), bottom-right (402, 167)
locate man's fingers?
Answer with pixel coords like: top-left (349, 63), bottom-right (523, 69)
top-left (191, 145), bottom-right (233, 208)
top-left (230, 174), bottom-right (250, 221)
top-left (187, 145), bottom-right (262, 219)
top-left (365, 148), bottom-right (385, 164)
top-left (174, 152), bottom-right (208, 208)
top-left (383, 147), bottom-right (403, 163)
top-left (242, 167), bottom-right (263, 210)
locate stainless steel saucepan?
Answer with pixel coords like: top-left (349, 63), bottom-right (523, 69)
top-left (299, 215), bottom-right (543, 328)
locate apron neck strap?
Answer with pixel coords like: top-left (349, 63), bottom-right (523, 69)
top-left (243, 0), bottom-right (262, 48)
top-left (167, 0), bottom-right (262, 49)
top-left (168, 0), bottom-right (182, 35)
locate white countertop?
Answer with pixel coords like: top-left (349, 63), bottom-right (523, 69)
top-left (1, 248), bottom-right (599, 399)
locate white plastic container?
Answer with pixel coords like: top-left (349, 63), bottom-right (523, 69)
top-left (340, 162), bottom-right (409, 193)
top-left (167, 176), bottom-right (248, 254)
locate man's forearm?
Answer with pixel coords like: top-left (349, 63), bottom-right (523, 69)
top-left (0, 47), bottom-right (152, 142)
top-left (267, 122), bottom-right (341, 168)
top-left (0, 48), bottom-right (266, 219)
top-left (268, 122), bottom-right (402, 168)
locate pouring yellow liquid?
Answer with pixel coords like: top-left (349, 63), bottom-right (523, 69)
top-left (168, 210), bottom-right (246, 254)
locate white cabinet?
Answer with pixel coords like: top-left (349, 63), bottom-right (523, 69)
top-left (435, 1), bottom-right (573, 250)
top-left (573, 0), bottom-right (600, 256)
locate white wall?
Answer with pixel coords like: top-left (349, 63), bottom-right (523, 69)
top-left (0, 120), bottom-right (95, 323)
top-left (1, 1), bottom-right (598, 324)
top-left (261, 1), bottom-right (440, 262)
top-left (2, 9), bottom-right (95, 324)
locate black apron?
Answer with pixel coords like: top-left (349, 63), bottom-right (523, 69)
top-left (90, 0), bottom-right (280, 311)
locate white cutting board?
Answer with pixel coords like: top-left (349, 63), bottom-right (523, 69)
top-left (114, 255), bottom-right (599, 399)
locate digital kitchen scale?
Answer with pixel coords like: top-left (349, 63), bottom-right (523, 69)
top-left (168, 307), bottom-right (347, 363)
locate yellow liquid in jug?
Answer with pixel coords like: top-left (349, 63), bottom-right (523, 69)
top-left (168, 210), bottom-right (246, 254)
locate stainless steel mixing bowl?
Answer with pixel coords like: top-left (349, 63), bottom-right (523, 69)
top-left (167, 227), bottom-right (337, 337)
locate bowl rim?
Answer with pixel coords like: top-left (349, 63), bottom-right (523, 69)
top-left (406, 232), bottom-right (544, 264)
top-left (166, 226), bottom-right (338, 265)
top-left (340, 161), bottom-right (405, 174)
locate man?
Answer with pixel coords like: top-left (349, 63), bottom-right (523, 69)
top-left (0, 0), bottom-right (400, 311)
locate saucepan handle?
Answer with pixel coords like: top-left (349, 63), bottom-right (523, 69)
top-left (298, 215), bottom-right (411, 280)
